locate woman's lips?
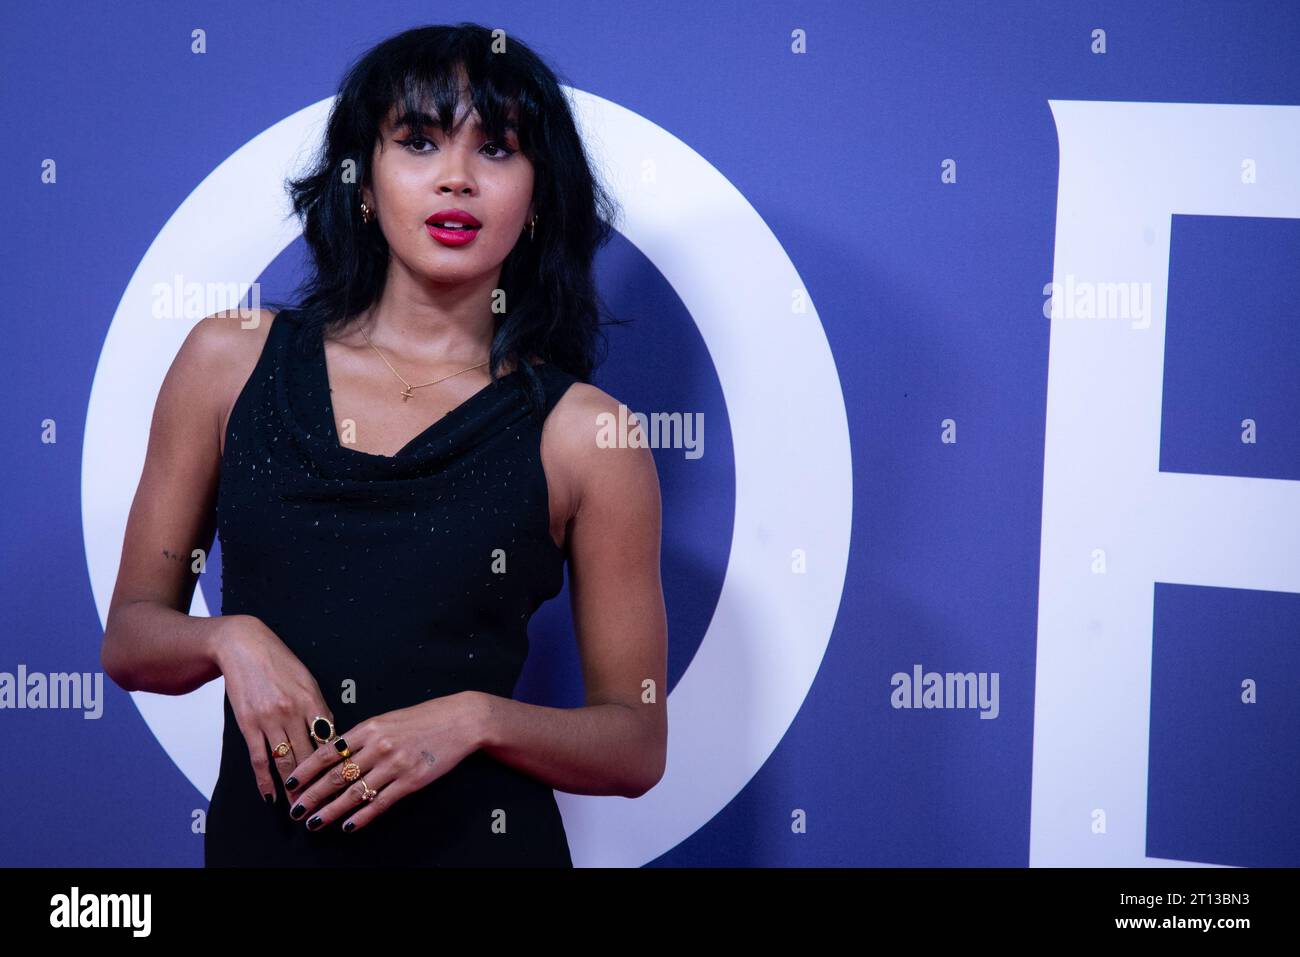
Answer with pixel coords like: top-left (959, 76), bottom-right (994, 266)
top-left (426, 222), bottom-right (481, 246)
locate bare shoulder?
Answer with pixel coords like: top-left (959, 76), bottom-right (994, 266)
top-left (544, 379), bottom-right (625, 456)
top-left (171, 307), bottom-right (276, 377)
top-left (185, 307), bottom-right (279, 359)
top-left (544, 379), bottom-right (660, 508)
top-left (174, 308), bottom-right (280, 454)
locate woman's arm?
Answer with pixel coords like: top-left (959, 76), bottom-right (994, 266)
top-left (101, 310), bottom-right (271, 694)
top-left (104, 309), bottom-right (345, 801)
top-left (471, 383), bottom-right (668, 798)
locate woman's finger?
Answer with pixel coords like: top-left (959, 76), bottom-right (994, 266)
top-left (335, 768), bottom-right (410, 834)
top-left (288, 738), bottom-right (370, 823)
top-left (266, 727), bottom-right (297, 801)
top-left (283, 718), bottom-right (316, 794)
top-left (240, 727), bottom-right (278, 805)
top-left (310, 762), bottom-right (402, 833)
top-left (284, 712), bottom-right (344, 796)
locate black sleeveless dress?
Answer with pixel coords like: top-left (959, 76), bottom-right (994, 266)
top-left (206, 307), bottom-right (578, 867)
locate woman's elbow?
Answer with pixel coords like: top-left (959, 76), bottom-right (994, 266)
top-left (628, 743), bottom-right (667, 798)
top-left (100, 632), bottom-right (137, 692)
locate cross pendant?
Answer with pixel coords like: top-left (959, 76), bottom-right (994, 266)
top-left (400, 386), bottom-right (414, 401)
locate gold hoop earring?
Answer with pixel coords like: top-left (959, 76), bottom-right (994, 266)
top-left (529, 214), bottom-right (537, 240)
top-left (360, 201), bottom-right (374, 225)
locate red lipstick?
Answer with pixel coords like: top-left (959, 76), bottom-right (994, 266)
top-left (425, 209), bottom-right (482, 247)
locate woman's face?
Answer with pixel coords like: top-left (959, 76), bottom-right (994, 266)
top-left (362, 96), bottom-right (534, 286)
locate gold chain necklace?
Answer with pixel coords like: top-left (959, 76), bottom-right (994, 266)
top-left (359, 327), bottom-right (489, 402)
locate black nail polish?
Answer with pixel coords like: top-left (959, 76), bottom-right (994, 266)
top-left (264, 793), bottom-right (274, 805)
top-left (343, 821), bottom-right (355, 832)
top-left (306, 816), bottom-right (322, 830)
top-left (291, 804), bottom-right (306, 819)
top-left (285, 777), bottom-right (299, 790)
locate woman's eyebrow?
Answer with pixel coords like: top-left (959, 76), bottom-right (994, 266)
top-left (392, 109), bottom-right (517, 134)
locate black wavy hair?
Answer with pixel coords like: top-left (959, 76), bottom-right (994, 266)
top-left (270, 23), bottom-right (621, 420)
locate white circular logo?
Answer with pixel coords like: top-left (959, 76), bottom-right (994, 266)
top-left (83, 89), bottom-right (852, 866)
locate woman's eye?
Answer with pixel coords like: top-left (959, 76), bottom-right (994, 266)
top-left (399, 136), bottom-right (514, 158)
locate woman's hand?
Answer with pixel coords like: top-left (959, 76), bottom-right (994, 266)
top-left (213, 614), bottom-right (334, 805)
top-left (283, 692), bottom-right (484, 833)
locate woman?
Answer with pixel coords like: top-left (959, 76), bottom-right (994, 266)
top-left (101, 23), bottom-right (667, 867)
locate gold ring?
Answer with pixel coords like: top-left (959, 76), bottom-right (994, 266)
top-left (309, 716), bottom-right (335, 746)
top-left (341, 760), bottom-right (361, 783)
top-left (359, 780), bottom-right (377, 802)
top-left (272, 741), bottom-right (291, 758)
top-left (333, 737), bottom-right (351, 759)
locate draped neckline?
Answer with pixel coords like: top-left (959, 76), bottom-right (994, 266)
top-left (265, 309), bottom-right (568, 559)
top-left (310, 318), bottom-right (525, 461)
